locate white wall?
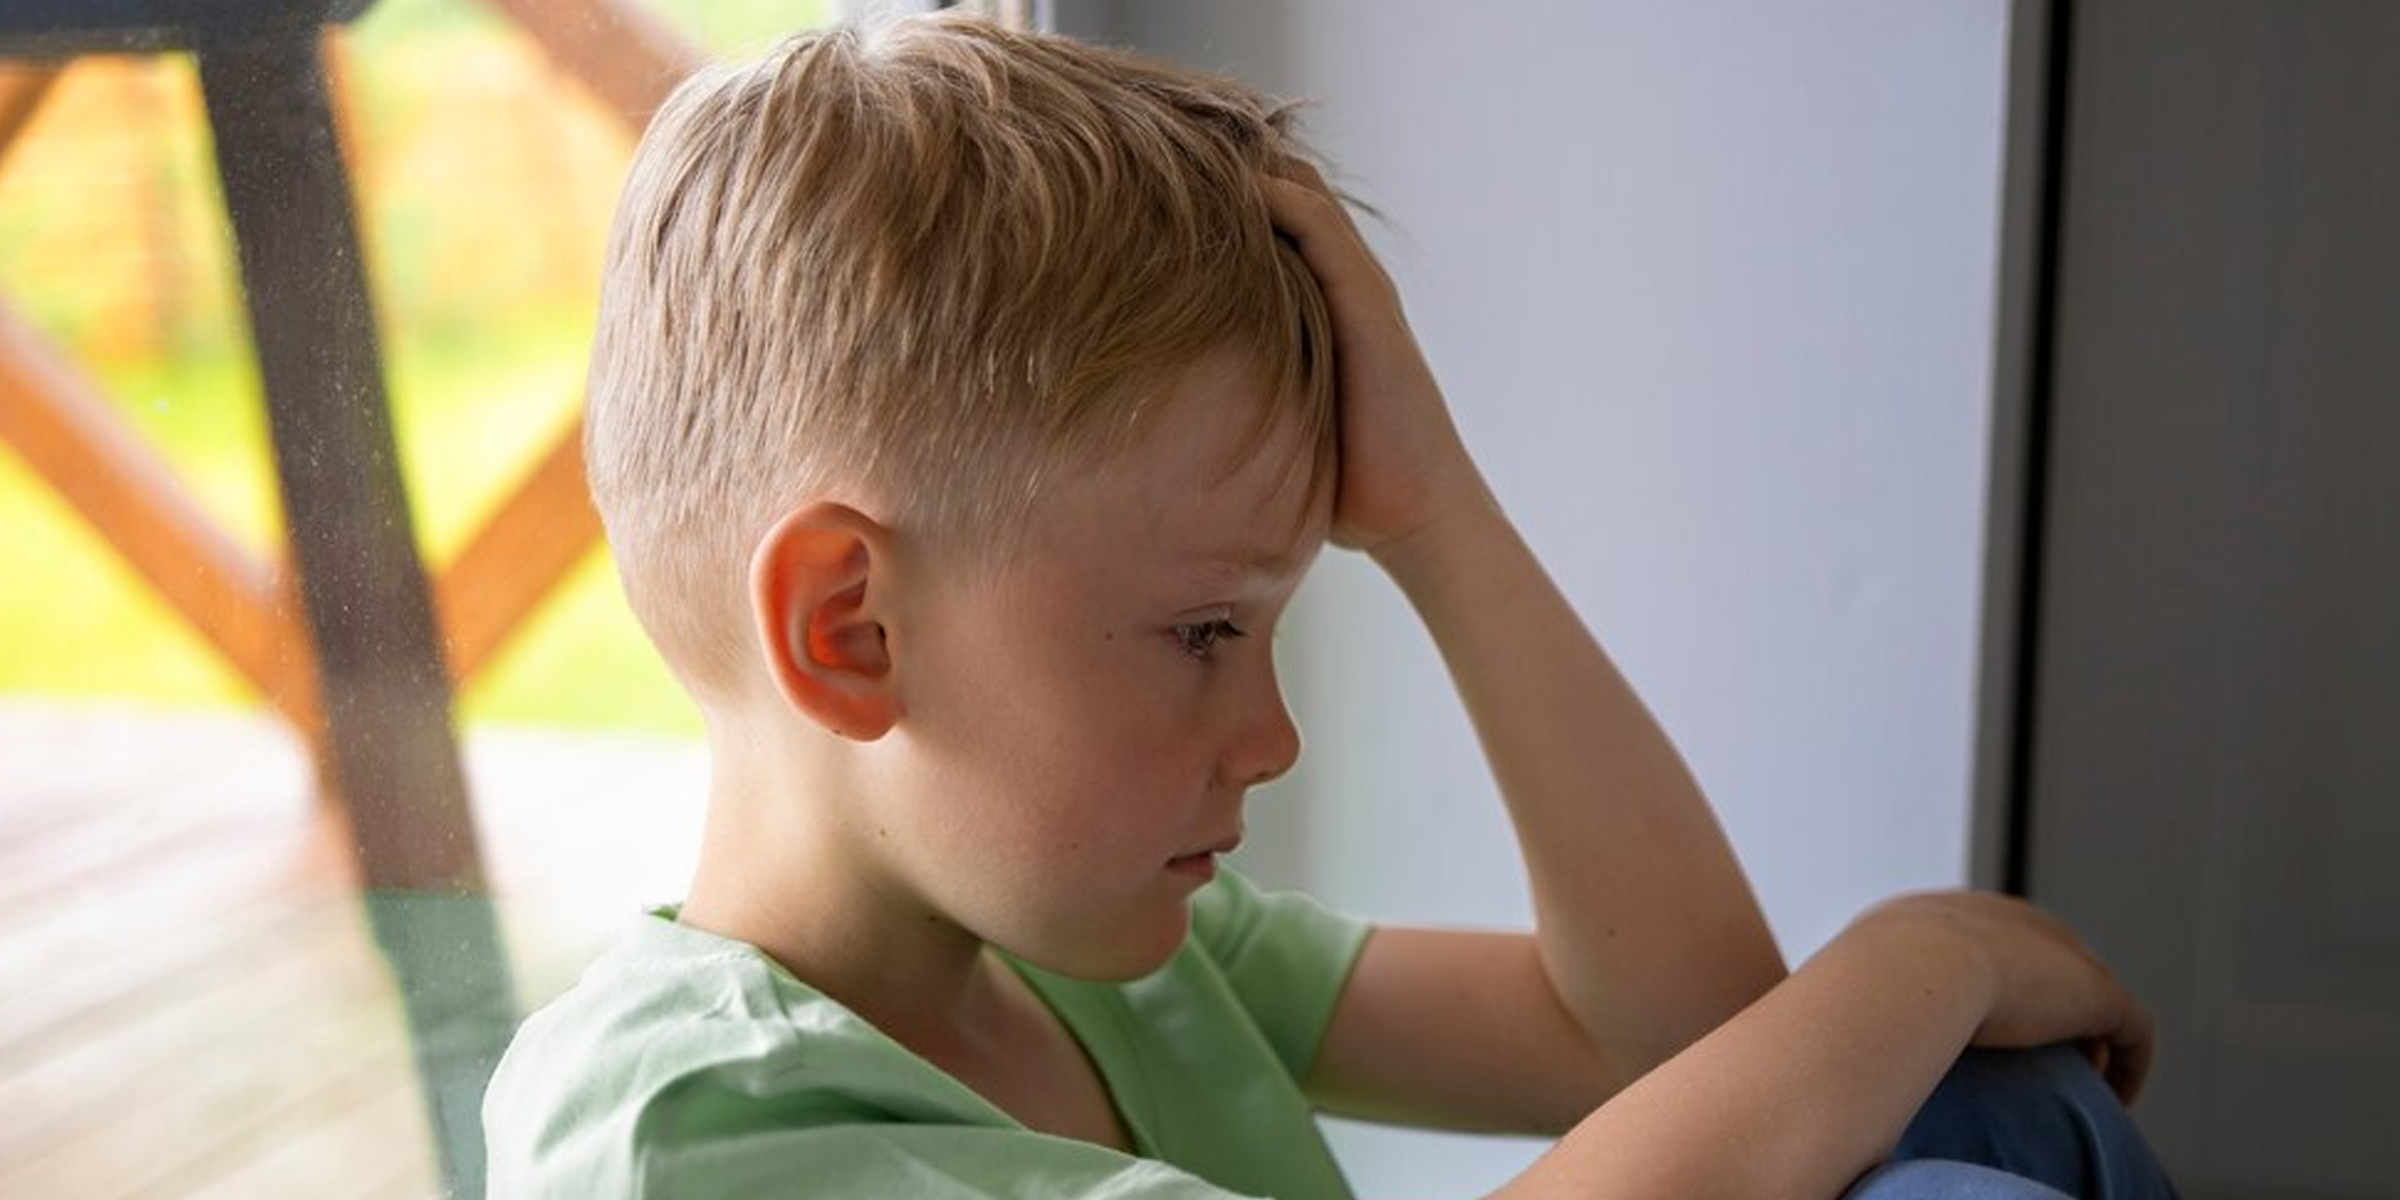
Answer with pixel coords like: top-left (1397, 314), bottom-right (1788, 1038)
top-left (1065, 3), bottom-right (2013, 1193)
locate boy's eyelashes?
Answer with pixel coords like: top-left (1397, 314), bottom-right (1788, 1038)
top-left (1171, 618), bottom-right (1249, 661)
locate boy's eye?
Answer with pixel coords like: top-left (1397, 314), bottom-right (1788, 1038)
top-left (1172, 618), bottom-right (1248, 661)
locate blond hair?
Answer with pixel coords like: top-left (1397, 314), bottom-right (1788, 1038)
top-left (584, 11), bottom-right (1336, 699)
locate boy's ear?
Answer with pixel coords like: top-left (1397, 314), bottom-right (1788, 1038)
top-left (749, 502), bottom-right (900, 741)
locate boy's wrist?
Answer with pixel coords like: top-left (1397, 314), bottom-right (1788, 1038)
top-left (1838, 895), bottom-right (2003, 1025)
top-left (1363, 479), bottom-right (1510, 596)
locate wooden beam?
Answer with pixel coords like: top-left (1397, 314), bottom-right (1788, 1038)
top-left (317, 28), bottom-right (368, 190)
top-left (434, 412), bottom-right (604, 682)
top-left (196, 17), bottom-right (483, 895)
top-left (476, 0), bottom-right (705, 134)
top-left (0, 64), bottom-right (60, 166)
top-left (2, 7), bottom-right (671, 741)
top-left (425, 0), bottom-right (698, 679)
top-left (0, 299), bottom-right (322, 734)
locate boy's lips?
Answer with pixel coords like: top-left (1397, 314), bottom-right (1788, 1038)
top-left (1177, 833), bottom-right (1243, 859)
top-left (1166, 834), bottom-right (1242, 876)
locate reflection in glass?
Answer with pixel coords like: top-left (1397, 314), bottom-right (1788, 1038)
top-left (0, 1), bottom-right (829, 1195)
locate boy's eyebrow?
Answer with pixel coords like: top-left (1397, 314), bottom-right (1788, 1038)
top-left (1183, 545), bottom-right (1312, 584)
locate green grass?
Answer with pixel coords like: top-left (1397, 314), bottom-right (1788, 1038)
top-left (0, 309), bottom-right (702, 734)
top-left (352, 0), bottom-right (838, 59)
top-left (0, 0), bottom-right (870, 734)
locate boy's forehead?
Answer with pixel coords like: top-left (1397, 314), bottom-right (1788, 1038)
top-left (1126, 401), bottom-right (1326, 550)
top-left (1012, 413), bottom-right (1323, 584)
top-left (990, 347), bottom-right (1328, 588)
top-left (1148, 352), bottom-right (1322, 482)
top-left (1171, 541), bottom-right (1324, 603)
top-left (1131, 473), bottom-right (1329, 600)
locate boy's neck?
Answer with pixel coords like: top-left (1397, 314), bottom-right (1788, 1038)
top-left (679, 775), bottom-right (1127, 1149)
top-left (679, 747), bottom-right (980, 1022)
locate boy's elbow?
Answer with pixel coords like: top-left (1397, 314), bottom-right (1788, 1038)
top-left (1690, 941), bottom-right (1790, 1041)
top-left (1635, 944), bottom-right (1789, 1077)
top-left (1726, 940), bottom-right (1792, 1009)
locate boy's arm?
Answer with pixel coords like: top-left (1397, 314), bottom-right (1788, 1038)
top-left (1352, 495), bottom-right (1791, 1098)
top-left (1485, 891), bottom-right (2150, 1200)
top-left (1261, 165), bottom-right (1784, 1130)
top-left (1304, 498), bottom-right (1794, 1132)
top-left (1262, 165), bottom-right (2153, 1190)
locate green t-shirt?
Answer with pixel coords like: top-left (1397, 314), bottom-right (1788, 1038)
top-left (484, 869), bottom-right (1372, 1199)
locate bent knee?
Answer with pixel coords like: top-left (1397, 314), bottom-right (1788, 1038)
top-left (1846, 1159), bottom-right (2077, 1200)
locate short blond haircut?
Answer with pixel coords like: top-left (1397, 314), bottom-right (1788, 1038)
top-left (585, 11), bottom-right (1336, 699)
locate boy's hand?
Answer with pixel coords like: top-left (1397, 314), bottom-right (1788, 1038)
top-left (1272, 161), bottom-right (1786, 1141)
top-left (1263, 161), bottom-right (1491, 560)
top-left (1854, 890), bottom-right (2156, 1104)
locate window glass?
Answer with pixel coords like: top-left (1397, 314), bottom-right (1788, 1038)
top-left (0, 3), bottom-right (831, 1196)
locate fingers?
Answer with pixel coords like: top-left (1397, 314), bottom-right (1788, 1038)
top-left (2073, 940), bottom-right (2154, 1107)
top-left (2079, 1037), bottom-right (2111, 1080)
top-left (2105, 1003), bottom-right (2155, 1105)
top-left (2079, 985), bottom-right (2153, 1106)
top-left (2069, 944), bottom-right (2154, 1107)
top-left (1260, 172), bottom-right (1396, 305)
top-left (1260, 173), bottom-right (1343, 244)
top-left (1267, 154), bottom-right (1367, 240)
top-left (1873, 889), bottom-right (2160, 1110)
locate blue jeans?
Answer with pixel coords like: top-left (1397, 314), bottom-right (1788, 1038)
top-left (1842, 1045), bottom-right (2182, 1200)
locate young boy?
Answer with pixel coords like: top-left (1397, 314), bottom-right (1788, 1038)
top-left (485, 13), bottom-right (2179, 1199)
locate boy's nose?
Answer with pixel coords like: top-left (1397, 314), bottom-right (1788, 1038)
top-left (1225, 681), bottom-right (1302, 787)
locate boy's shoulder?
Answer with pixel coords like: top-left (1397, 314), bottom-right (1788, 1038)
top-left (480, 871), bottom-right (1371, 1199)
top-left (480, 909), bottom-right (995, 1195)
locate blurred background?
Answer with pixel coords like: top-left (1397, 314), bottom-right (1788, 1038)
top-left (2, 1), bottom-right (2391, 1198)
top-left (0, 0), bottom-right (798, 731)
top-left (0, 2), bottom-right (813, 1197)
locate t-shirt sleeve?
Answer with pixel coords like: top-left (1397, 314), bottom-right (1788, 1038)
top-left (1185, 870), bottom-right (1372, 1082)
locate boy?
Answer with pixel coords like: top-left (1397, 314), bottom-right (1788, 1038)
top-left (485, 13), bottom-right (2178, 1199)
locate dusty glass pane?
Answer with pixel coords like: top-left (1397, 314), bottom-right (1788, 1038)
top-left (0, 2), bottom-right (828, 1196)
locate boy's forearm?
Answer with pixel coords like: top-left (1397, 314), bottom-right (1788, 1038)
top-left (1373, 492), bottom-right (1787, 1078)
top-left (1488, 913), bottom-right (1992, 1200)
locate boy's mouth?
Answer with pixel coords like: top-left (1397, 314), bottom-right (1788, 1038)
top-left (1166, 834), bottom-right (1242, 880)
top-left (1165, 851), bottom-right (1220, 882)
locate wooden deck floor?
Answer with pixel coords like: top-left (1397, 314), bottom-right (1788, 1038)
top-left (0, 701), bottom-right (707, 1199)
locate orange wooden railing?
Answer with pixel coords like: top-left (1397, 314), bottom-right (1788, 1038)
top-left (0, 3), bottom-right (704, 768)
